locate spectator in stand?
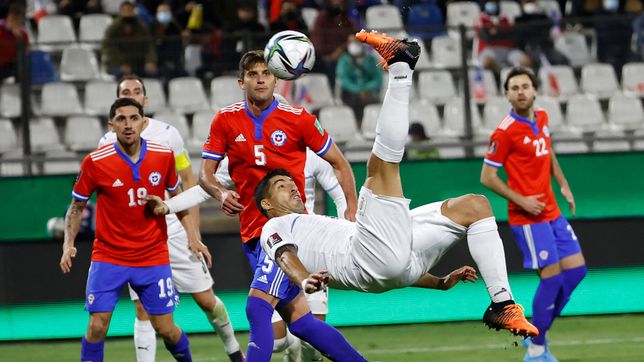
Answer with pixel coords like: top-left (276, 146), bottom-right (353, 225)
top-left (335, 34), bottom-right (382, 123)
top-left (514, 0), bottom-right (569, 67)
top-left (270, 0), bottom-right (308, 32)
top-left (220, 3), bottom-right (267, 72)
top-left (595, 0), bottom-right (637, 77)
top-left (310, 0), bottom-right (357, 88)
top-left (56, 0), bottom-right (102, 29)
top-left (475, 0), bottom-right (531, 71)
top-left (151, 3), bottom-right (186, 81)
top-left (405, 122), bottom-right (438, 160)
top-left (102, 1), bottom-right (159, 78)
top-left (0, 3), bottom-right (28, 82)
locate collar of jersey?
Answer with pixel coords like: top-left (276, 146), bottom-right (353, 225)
top-left (509, 111), bottom-right (540, 136)
top-left (244, 98), bottom-right (279, 140)
top-left (114, 138), bottom-right (147, 181)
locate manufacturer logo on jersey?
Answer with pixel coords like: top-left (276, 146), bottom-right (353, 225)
top-left (235, 133), bottom-right (247, 142)
top-left (166, 299), bottom-right (174, 307)
top-left (270, 130), bottom-right (287, 146)
top-left (542, 125), bottom-right (550, 137)
top-left (148, 172), bottom-right (162, 186)
top-left (267, 232), bottom-right (284, 248)
top-left (539, 250), bottom-right (549, 260)
top-left (523, 136), bottom-right (531, 144)
top-left (257, 275), bottom-right (269, 284)
top-left (314, 119), bottom-right (324, 135)
top-left (488, 140), bottom-right (497, 155)
top-left (87, 293), bottom-right (95, 305)
top-left (112, 179), bottom-right (124, 187)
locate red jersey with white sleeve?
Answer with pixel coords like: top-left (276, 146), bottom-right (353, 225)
top-left (72, 140), bottom-right (181, 266)
top-left (483, 109), bottom-right (561, 225)
top-left (202, 99), bottom-right (332, 242)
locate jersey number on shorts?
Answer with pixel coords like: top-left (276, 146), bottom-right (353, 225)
top-left (533, 138), bottom-right (549, 157)
top-left (254, 145), bottom-right (266, 166)
top-left (261, 255), bottom-right (274, 274)
top-left (158, 277), bottom-right (175, 298)
top-left (127, 187), bottom-right (148, 207)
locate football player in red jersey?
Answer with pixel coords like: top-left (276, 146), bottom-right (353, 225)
top-left (481, 68), bottom-right (587, 362)
top-left (60, 98), bottom-right (198, 362)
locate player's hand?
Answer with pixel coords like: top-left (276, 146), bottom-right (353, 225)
top-left (146, 195), bottom-right (169, 215)
top-left (189, 240), bottom-right (212, 268)
top-left (519, 194), bottom-right (546, 215)
top-left (60, 245), bottom-right (77, 274)
top-left (301, 271), bottom-right (331, 294)
top-left (560, 186), bottom-right (576, 215)
top-left (343, 204), bottom-right (357, 222)
top-left (220, 190), bottom-right (244, 216)
top-left (441, 266), bottom-right (478, 290)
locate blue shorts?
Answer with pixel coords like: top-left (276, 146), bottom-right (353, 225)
top-left (242, 238), bottom-right (262, 271)
top-left (510, 216), bottom-right (583, 270)
top-left (85, 261), bottom-right (178, 315)
top-left (250, 250), bottom-right (300, 308)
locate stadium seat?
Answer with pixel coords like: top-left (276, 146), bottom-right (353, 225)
top-left (620, 62), bottom-right (644, 96)
top-left (168, 77), bottom-right (210, 114)
top-left (0, 119), bottom-right (17, 154)
top-left (607, 92), bottom-right (644, 131)
top-left (142, 78), bottom-right (167, 114)
top-left (360, 103), bottom-right (380, 140)
top-left (418, 70), bottom-right (457, 105)
top-left (293, 73), bottom-right (335, 112)
top-left (0, 84), bottom-right (21, 118)
top-left (537, 0), bottom-right (562, 18)
top-left (442, 97), bottom-right (482, 137)
top-left (534, 96), bottom-right (567, 132)
top-left (318, 105), bottom-right (359, 144)
top-left (469, 68), bottom-right (499, 102)
top-left (84, 80), bottom-right (117, 116)
top-left (365, 5), bottom-right (404, 31)
top-left (539, 65), bottom-right (578, 100)
top-left (1, 150), bottom-right (37, 176)
top-left (40, 82), bottom-right (84, 116)
top-left (301, 7), bottom-right (319, 31)
top-left (153, 110), bottom-right (191, 140)
top-left (64, 116), bottom-right (104, 151)
top-left (566, 95), bottom-right (606, 132)
top-left (410, 99), bottom-right (442, 137)
top-left (60, 46), bottom-right (101, 81)
top-left (36, 15), bottom-right (77, 51)
top-left (592, 129), bottom-right (631, 153)
top-left (446, 1), bottom-right (480, 29)
top-left (30, 50), bottom-right (58, 84)
top-left (431, 135), bottom-right (466, 158)
top-left (211, 76), bottom-right (244, 109)
top-left (500, 1), bottom-right (522, 20)
top-left (554, 32), bottom-right (593, 67)
top-left (43, 150), bottom-right (81, 175)
top-left (632, 128), bottom-right (644, 150)
top-left (406, 2), bottom-right (446, 42)
top-left (102, 0), bottom-right (123, 14)
top-left (184, 44), bottom-right (202, 77)
top-left (189, 108), bottom-right (217, 152)
top-left (552, 138), bottom-right (590, 154)
top-left (580, 63), bottom-right (619, 99)
top-left (79, 14), bottom-right (113, 50)
top-left (482, 96), bottom-right (511, 132)
top-left (30, 117), bottom-right (65, 152)
top-left (431, 35), bottom-right (462, 68)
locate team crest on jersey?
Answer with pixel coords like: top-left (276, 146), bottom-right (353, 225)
top-left (267, 232), bottom-right (284, 248)
top-left (270, 130), bottom-right (287, 146)
top-left (148, 171), bottom-right (162, 186)
top-left (542, 125), bottom-right (550, 137)
top-left (488, 140), bottom-right (498, 155)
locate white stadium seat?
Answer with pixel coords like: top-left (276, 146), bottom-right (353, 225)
top-left (189, 108), bottom-right (217, 152)
top-left (500, 1), bottom-right (522, 20)
top-left (30, 118), bottom-right (65, 152)
top-left (60, 46), bottom-right (101, 81)
top-left (412, 38), bottom-right (433, 70)
top-left (410, 99), bottom-right (442, 137)
top-left (153, 110), bottom-right (191, 140)
top-left (293, 73), bottom-right (335, 112)
top-left (418, 70), bottom-right (456, 105)
top-left (442, 97), bottom-right (482, 137)
top-left (64, 116), bottom-right (104, 151)
top-left (566, 95), bottom-right (605, 132)
top-left (482, 97), bottom-right (511, 131)
top-left (211, 76), bottom-right (244, 109)
top-left (0, 119), bottom-right (17, 154)
top-left (360, 103), bottom-right (380, 140)
top-left (555, 32), bottom-right (593, 67)
top-left (318, 105), bottom-right (359, 144)
top-left (607, 92), bottom-right (644, 131)
top-left (469, 68), bottom-right (498, 101)
top-left (142, 78), bottom-right (167, 114)
top-left (592, 129), bottom-right (631, 153)
top-left (446, 1), bottom-right (480, 28)
top-left (79, 14), bottom-right (113, 50)
top-left (43, 150), bottom-right (81, 175)
top-left (552, 130), bottom-right (589, 154)
top-left (1, 150), bottom-right (37, 176)
top-left (431, 36), bottom-right (462, 68)
top-left (621, 62), bottom-right (644, 96)
top-left (168, 77), bottom-right (210, 114)
top-left (102, 0), bottom-right (123, 14)
top-left (537, 0), bottom-right (562, 18)
top-left (0, 84), bottom-right (21, 118)
top-left (535, 96), bottom-right (567, 132)
top-left (37, 15), bottom-right (77, 51)
top-left (580, 63), bottom-right (619, 99)
top-left (539, 65), bottom-right (578, 100)
top-left (41, 82), bottom-right (84, 116)
top-left (365, 5), bottom-right (404, 31)
top-left (301, 8), bottom-right (319, 31)
top-left (84, 80), bottom-right (117, 116)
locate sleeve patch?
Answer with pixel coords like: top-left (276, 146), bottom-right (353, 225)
top-left (267, 232), bottom-right (284, 248)
top-left (314, 118), bottom-right (324, 136)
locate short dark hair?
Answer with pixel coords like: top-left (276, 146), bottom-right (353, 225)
top-left (254, 168), bottom-right (294, 218)
top-left (119, 1), bottom-right (135, 10)
top-left (239, 50), bottom-right (266, 79)
top-left (116, 75), bottom-right (146, 97)
top-left (109, 97), bottom-right (144, 119)
top-left (503, 67), bottom-right (538, 91)
top-left (7, 3), bottom-right (26, 18)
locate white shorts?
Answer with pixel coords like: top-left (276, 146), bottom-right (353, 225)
top-left (129, 229), bottom-right (214, 300)
top-left (270, 288), bottom-right (329, 323)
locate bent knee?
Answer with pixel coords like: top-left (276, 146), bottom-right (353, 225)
top-left (444, 194), bottom-right (493, 226)
top-left (467, 194), bottom-right (492, 217)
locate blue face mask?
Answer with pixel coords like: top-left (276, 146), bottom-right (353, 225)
top-left (484, 2), bottom-right (499, 15)
top-left (603, 0), bottom-right (619, 11)
top-left (156, 11), bottom-right (172, 24)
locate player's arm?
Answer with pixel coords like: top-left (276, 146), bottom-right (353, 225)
top-left (60, 199), bottom-right (86, 273)
top-left (550, 150), bottom-right (575, 215)
top-left (411, 266), bottom-right (478, 290)
top-left (480, 164), bottom-right (545, 216)
top-left (199, 158), bottom-right (244, 216)
top-left (274, 245), bottom-right (330, 294)
top-left (167, 185), bottom-right (212, 268)
top-left (311, 153), bottom-right (347, 218)
top-left (320, 143), bottom-right (357, 221)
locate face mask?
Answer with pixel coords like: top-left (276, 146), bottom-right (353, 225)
top-left (484, 2), bottom-right (499, 15)
top-left (603, 0), bottom-right (619, 11)
top-left (523, 3), bottom-right (539, 14)
top-left (156, 11), bottom-right (172, 24)
top-left (348, 42), bottom-right (363, 56)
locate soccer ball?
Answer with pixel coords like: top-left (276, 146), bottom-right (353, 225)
top-left (264, 30), bottom-right (316, 80)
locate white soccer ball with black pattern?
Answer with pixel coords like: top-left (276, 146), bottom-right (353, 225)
top-left (264, 30), bottom-right (316, 80)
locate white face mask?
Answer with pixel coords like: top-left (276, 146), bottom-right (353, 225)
top-left (348, 42), bottom-right (363, 57)
top-left (523, 2), bottom-right (539, 14)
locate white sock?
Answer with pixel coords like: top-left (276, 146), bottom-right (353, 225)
top-left (206, 296), bottom-right (241, 355)
top-left (528, 342), bottom-right (546, 356)
top-left (134, 318), bottom-right (156, 362)
top-left (280, 330), bottom-right (301, 362)
top-left (467, 217), bottom-right (513, 303)
top-left (372, 62), bottom-right (413, 163)
top-left (301, 340), bottom-right (323, 361)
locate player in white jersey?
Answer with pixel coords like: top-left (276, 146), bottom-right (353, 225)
top-left (99, 76), bottom-right (244, 362)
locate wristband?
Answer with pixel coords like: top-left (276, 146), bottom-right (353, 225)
top-left (301, 279), bottom-right (308, 291)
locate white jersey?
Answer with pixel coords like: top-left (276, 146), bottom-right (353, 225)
top-left (98, 118), bottom-right (188, 239)
top-left (215, 149), bottom-right (346, 216)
